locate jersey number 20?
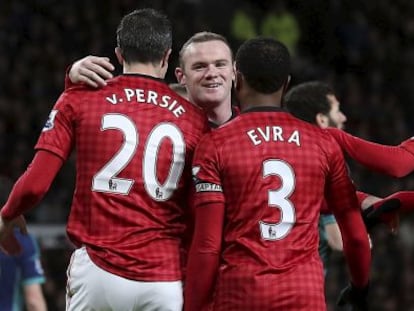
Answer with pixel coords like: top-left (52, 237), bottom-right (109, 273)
top-left (92, 114), bottom-right (185, 201)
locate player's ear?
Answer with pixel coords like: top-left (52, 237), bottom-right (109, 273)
top-left (232, 62), bottom-right (236, 82)
top-left (316, 113), bottom-right (328, 128)
top-left (161, 49), bottom-right (172, 70)
top-left (115, 47), bottom-right (124, 66)
top-left (282, 75), bottom-right (291, 94)
top-left (175, 67), bottom-right (185, 84)
top-left (234, 71), bottom-right (243, 92)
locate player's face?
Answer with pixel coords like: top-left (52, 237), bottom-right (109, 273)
top-left (326, 94), bottom-right (347, 129)
top-left (176, 40), bottom-right (235, 111)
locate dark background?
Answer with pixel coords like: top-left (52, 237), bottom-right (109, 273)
top-left (1, 0), bottom-right (414, 310)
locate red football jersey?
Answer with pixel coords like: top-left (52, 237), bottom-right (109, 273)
top-left (191, 107), bottom-right (360, 310)
top-left (36, 74), bottom-right (209, 281)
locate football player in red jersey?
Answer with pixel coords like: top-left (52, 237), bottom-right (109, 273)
top-left (286, 81), bottom-right (414, 223)
top-left (0, 8), bottom-right (209, 311)
top-left (283, 81), bottom-right (414, 293)
top-left (184, 38), bottom-right (371, 311)
top-left (63, 33), bottom-right (240, 274)
top-left (174, 32), bottom-right (239, 127)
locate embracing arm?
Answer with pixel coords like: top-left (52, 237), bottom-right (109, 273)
top-left (65, 55), bottom-right (115, 89)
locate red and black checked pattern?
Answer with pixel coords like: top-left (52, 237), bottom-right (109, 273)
top-left (36, 75), bottom-right (209, 281)
top-left (192, 110), bottom-right (358, 308)
top-left (213, 257), bottom-right (326, 310)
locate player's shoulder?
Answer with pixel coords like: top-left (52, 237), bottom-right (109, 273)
top-left (287, 114), bottom-right (341, 148)
top-left (207, 116), bottom-right (238, 140)
top-left (175, 94), bottom-right (206, 119)
top-left (287, 113), bottom-right (323, 132)
top-left (64, 75), bottom-right (130, 97)
top-left (64, 78), bottom-right (101, 94)
top-left (161, 87), bottom-right (208, 130)
top-left (60, 81), bottom-right (100, 107)
top-left (161, 85), bottom-right (204, 116)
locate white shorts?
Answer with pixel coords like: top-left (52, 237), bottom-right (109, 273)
top-left (66, 247), bottom-right (183, 311)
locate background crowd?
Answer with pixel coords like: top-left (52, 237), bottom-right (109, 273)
top-left (0, 0), bottom-right (413, 310)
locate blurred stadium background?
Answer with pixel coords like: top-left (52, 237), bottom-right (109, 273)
top-left (1, 0), bottom-right (414, 310)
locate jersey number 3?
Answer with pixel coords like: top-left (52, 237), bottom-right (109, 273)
top-left (92, 114), bottom-right (185, 201)
top-left (260, 159), bottom-right (296, 240)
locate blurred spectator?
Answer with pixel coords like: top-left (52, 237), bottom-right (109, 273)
top-left (230, 1), bottom-right (258, 45)
top-left (0, 229), bottom-right (48, 311)
top-left (260, 0), bottom-right (300, 56)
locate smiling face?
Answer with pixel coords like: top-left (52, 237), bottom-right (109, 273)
top-left (175, 40), bottom-right (235, 112)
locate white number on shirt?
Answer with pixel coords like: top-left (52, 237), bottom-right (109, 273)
top-left (92, 114), bottom-right (185, 201)
top-left (143, 123), bottom-right (185, 201)
top-left (259, 159), bottom-right (296, 240)
top-left (92, 114), bottom-right (137, 195)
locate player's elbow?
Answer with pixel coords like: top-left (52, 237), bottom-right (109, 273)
top-left (389, 165), bottom-right (413, 178)
top-left (21, 183), bottom-right (50, 204)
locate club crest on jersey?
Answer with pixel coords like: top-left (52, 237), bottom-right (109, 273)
top-left (108, 179), bottom-right (117, 191)
top-left (42, 110), bottom-right (58, 132)
top-left (155, 187), bottom-right (164, 199)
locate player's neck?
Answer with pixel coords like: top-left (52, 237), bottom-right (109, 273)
top-left (206, 101), bottom-right (233, 126)
top-left (239, 93), bottom-right (282, 112)
top-left (122, 63), bottom-right (164, 79)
